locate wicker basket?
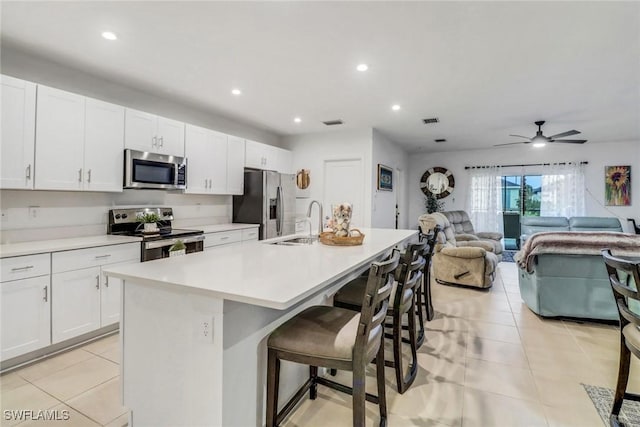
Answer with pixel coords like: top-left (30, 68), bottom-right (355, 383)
top-left (319, 229), bottom-right (365, 246)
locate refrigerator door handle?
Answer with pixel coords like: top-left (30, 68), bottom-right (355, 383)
top-left (276, 186), bottom-right (283, 236)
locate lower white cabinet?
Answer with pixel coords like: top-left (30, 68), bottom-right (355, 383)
top-left (1, 275), bottom-right (50, 360)
top-left (204, 228), bottom-right (259, 251)
top-left (101, 261), bottom-right (136, 326)
top-left (52, 267), bottom-right (101, 343)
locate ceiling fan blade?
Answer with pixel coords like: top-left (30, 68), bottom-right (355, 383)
top-left (494, 142), bottom-right (526, 146)
top-left (508, 134), bottom-right (531, 139)
top-left (548, 130), bottom-right (580, 139)
top-left (550, 139), bottom-right (587, 144)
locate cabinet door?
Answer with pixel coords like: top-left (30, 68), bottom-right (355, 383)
top-left (227, 135), bottom-right (245, 194)
top-left (184, 124), bottom-right (211, 194)
top-left (157, 116), bottom-right (185, 156)
top-left (125, 108), bottom-right (157, 152)
top-left (245, 140), bottom-right (266, 169)
top-left (52, 267), bottom-right (101, 343)
top-left (84, 98), bottom-right (125, 192)
top-left (1, 276), bottom-right (50, 361)
top-left (275, 147), bottom-right (293, 174)
top-left (35, 86), bottom-right (85, 190)
top-left (100, 261), bottom-right (136, 327)
top-left (208, 131), bottom-right (228, 194)
top-left (1, 75), bottom-right (36, 190)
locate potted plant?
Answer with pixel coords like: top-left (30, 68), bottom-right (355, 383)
top-left (138, 212), bottom-right (161, 233)
top-left (424, 191), bottom-right (444, 214)
top-left (169, 240), bottom-right (186, 257)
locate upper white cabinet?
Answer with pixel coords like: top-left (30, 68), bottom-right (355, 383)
top-left (35, 86), bottom-right (124, 192)
top-left (125, 108), bottom-right (185, 156)
top-left (1, 75), bottom-right (36, 190)
top-left (184, 125), bottom-right (244, 195)
top-left (245, 140), bottom-right (292, 174)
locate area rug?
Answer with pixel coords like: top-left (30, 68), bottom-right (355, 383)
top-left (583, 383), bottom-right (640, 427)
top-left (502, 250), bottom-right (516, 263)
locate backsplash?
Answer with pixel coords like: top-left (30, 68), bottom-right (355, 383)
top-left (0, 190), bottom-right (232, 243)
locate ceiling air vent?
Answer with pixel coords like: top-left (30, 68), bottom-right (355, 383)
top-left (422, 118), bottom-right (439, 124)
top-left (434, 138), bottom-right (446, 143)
top-left (322, 119), bottom-right (344, 126)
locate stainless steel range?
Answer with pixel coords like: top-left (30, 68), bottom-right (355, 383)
top-left (108, 207), bottom-right (204, 262)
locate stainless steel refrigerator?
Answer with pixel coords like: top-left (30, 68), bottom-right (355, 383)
top-left (233, 169), bottom-right (296, 240)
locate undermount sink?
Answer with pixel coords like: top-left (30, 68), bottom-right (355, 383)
top-left (268, 236), bottom-right (316, 246)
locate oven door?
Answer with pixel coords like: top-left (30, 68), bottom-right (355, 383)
top-left (124, 149), bottom-right (186, 190)
top-left (142, 235), bottom-right (204, 262)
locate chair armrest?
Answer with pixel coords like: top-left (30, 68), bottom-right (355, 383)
top-left (476, 231), bottom-right (504, 241)
top-left (440, 246), bottom-right (486, 259)
top-left (457, 240), bottom-right (495, 252)
top-left (456, 233), bottom-right (479, 241)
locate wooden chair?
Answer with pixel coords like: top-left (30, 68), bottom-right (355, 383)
top-left (265, 252), bottom-right (400, 427)
top-left (333, 242), bottom-right (426, 394)
top-left (601, 249), bottom-right (640, 427)
top-left (416, 225), bottom-right (440, 344)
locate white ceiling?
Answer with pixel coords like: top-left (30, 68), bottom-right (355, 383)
top-left (2, 1), bottom-right (639, 153)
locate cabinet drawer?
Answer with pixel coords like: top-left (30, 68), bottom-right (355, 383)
top-left (241, 228), bottom-right (259, 241)
top-left (204, 230), bottom-right (242, 248)
top-left (1, 254), bottom-right (50, 282)
top-left (53, 243), bottom-right (139, 273)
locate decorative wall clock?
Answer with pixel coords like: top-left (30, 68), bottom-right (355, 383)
top-left (420, 167), bottom-right (455, 199)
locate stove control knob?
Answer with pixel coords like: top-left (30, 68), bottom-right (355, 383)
top-left (115, 214), bottom-right (121, 219)
top-left (122, 214), bottom-right (128, 219)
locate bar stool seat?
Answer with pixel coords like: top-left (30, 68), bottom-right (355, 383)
top-left (334, 277), bottom-right (412, 309)
top-left (623, 323), bottom-right (640, 349)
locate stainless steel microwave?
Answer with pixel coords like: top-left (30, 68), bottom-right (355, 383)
top-left (124, 149), bottom-right (187, 190)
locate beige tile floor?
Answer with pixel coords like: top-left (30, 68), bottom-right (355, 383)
top-left (1, 262), bottom-right (638, 426)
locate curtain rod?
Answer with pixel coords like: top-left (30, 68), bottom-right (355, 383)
top-left (464, 161), bottom-right (588, 170)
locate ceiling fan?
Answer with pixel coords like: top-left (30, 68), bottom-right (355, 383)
top-left (495, 121), bottom-right (587, 147)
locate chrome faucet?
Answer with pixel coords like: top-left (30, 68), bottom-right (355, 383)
top-left (306, 200), bottom-right (323, 238)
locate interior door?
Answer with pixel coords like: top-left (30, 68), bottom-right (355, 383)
top-left (323, 159), bottom-right (364, 230)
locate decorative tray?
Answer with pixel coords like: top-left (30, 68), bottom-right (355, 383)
top-left (319, 229), bottom-right (365, 246)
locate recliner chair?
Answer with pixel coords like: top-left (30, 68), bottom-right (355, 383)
top-left (440, 210), bottom-right (504, 261)
top-left (418, 212), bottom-right (499, 289)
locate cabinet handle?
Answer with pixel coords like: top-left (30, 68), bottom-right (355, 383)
top-left (87, 169), bottom-right (92, 183)
top-left (78, 168), bottom-right (83, 182)
top-left (11, 265), bottom-right (34, 271)
top-left (43, 286), bottom-right (48, 302)
top-left (204, 179), bottom-right (208, 189)
top-left (26, 164), bottom-right (31, 180)
top-left (105, 276), bottom-right (109, 287)
top-left (159, 137), bottom-right (164, 148)
top-left (96, 275), bottom-right (100, 289)
top-left (94, 254), bottom-right (112, 259)
top-left (221, 236), bottom-right (229, 240)
top-left (152, 136), bottom-right (157, 147)
top-left (208, 179), bottom-right (212, 189)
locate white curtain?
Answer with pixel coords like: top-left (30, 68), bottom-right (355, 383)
top-left (465, 167), bottom-right (504, 234)
top-left (540, 162), bottom-right (586, 217)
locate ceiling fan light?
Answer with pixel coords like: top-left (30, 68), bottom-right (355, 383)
top-left (532, 142), bottom-right (546, 148)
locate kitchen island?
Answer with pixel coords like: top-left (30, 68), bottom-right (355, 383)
top-left (104, 228), bottom-right (417, 427)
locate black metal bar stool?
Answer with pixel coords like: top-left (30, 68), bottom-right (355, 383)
top-left (602, 249), bottom-right (640, 427)
top-left (265, 252), bottom-right (400, 427)
top-left (333, 242), bottom-right (426, 394)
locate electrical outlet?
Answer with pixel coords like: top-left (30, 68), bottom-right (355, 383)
top-left (196, 316), bottom-right (214, 343)
top-left (28, 206), bottom-right (40, 219)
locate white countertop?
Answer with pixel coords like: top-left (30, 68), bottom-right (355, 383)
top-left (104, 228), bottom-right (417, 310)
top-left (193, 223), bottom-right (259, 233)
top-left (0, 235), bottom-right (143, 258)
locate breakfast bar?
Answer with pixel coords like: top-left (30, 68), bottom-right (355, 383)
top-left (104, 228), bottom-right (417, 427)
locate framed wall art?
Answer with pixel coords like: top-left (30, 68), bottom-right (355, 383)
top-left (378, 164), bottom-right (393, 191)
top-left (605, 165), bottom-right (631, 206)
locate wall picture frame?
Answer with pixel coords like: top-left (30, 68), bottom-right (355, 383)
top-left (378, 164), bottom-right (393, 191)
top-left (605, 165), bottom-right (631, 206)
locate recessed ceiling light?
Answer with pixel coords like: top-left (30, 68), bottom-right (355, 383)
top-left (231, 88), bottom-right (242, 96)
top-left (391, 104), bottom-right (401, 111)
top-left (294, 117), bottom-right (301, 123)
top-left (356, 64), bottom-right (369, 72)
top-left (101, 31), bottom-right (117, 41)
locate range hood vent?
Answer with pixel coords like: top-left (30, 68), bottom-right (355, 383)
top-left (322, 119), bottom-right (344, 126)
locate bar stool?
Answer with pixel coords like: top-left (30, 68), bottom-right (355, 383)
top-left (601, 249), bottom-right (640, 427)
top-left (333, 242), bottom-right (426, 394)
top-left (265, 252), bottom-right (400, 427)
top-left (417, 225), bottom-right (441, 325)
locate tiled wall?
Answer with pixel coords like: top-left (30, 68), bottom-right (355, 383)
top-left (0, 190), bottom-right (231, 243)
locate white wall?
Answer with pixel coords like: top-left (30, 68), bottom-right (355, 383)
top-left (372, 129), bottom-right (409, 229)
top-left (283, 129), bottom-right (373, 232)
top-left (407, 141), bottom-right (640, 232)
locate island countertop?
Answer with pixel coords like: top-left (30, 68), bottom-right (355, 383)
top-left (104, 227), bottom-right (417, 310)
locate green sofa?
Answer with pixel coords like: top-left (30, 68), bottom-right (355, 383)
top-left (520, 216), bottom-right (623, 246)
top-left (516, 218), bottom-right (638, 321)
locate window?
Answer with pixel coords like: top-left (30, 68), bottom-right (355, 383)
top-left (501, 175), bottom-right (541, 216)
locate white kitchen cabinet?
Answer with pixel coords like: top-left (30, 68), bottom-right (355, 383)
top-left (227, 136), bottom-right (245, 195)
top-left (245, 140), bottom-right (292, 174)
top-left (125, 108), bottom-right (185, 156)
top-left (35, 85), bottom-right (86, 191)
top-left (52, 266), bottom-right (101, 343)
top-left (241, 228), bottom-right (259, 242)
top-left (185, 125), bottom-right (227, 194)
top-left (203, 228), bottom-right (258, 251)
top-left (1, 75), bottom-right (36, 190)
top-left (100, 260), bottom-right (136, 326)
top-left (0, 252), bottom-right (51, 361)
top-left (84, 98), bottom-right (125, 192)
top-left (208, 131), bottom-right (228, 194)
